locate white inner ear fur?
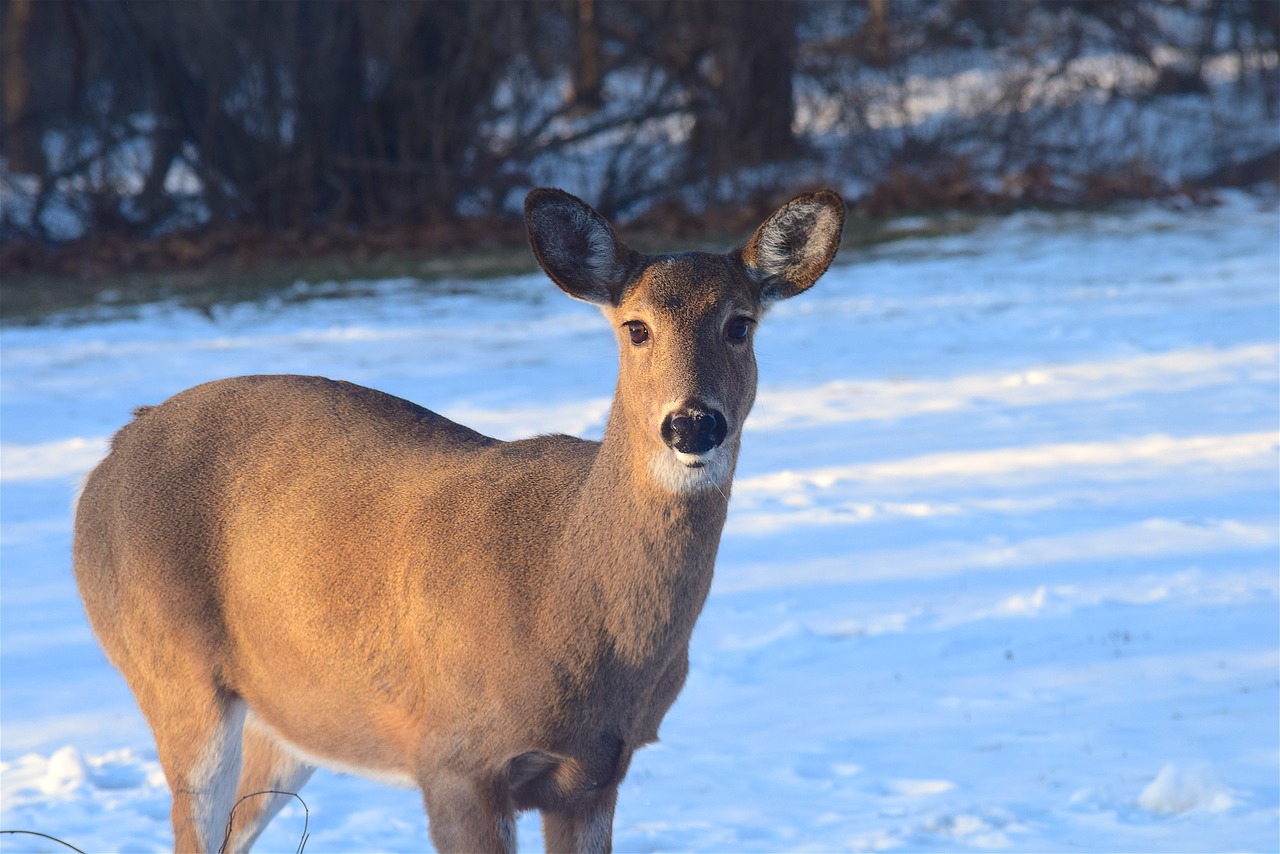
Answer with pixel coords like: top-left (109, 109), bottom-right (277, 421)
top-left (753, 200), bottom-right (841, 281)
top-left (578, 206), bottom-right (625, 286)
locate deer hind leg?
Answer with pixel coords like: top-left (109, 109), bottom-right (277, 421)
top-left (542, 788), bottom-right (617, 854)
top-left (422, 771), bottom-right (516, 854)
top-left (133, 677), bottom-right (247, 854)
top-left (221, 712), bottom-right (315, 853)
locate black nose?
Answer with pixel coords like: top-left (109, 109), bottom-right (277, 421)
top-left (661, 405), bottom-right (727, 455)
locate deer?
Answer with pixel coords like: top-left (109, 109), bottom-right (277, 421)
top-left (72, 187), bottom-right (845, 853)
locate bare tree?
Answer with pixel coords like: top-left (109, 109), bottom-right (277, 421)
top-left (1, 0), bottom-right (1274, 252)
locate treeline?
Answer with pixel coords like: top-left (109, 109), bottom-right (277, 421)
top-left (1, 0), bottom-right (1277, 247)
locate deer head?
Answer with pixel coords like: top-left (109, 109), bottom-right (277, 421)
top-left (525, 188), bottom-right (845, 494)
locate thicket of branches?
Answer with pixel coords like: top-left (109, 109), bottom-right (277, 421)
top-left (1, 0), bottom-right (1276, 249)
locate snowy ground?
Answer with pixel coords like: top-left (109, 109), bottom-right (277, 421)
top-left (2, 193), bottom-right (1277, 852)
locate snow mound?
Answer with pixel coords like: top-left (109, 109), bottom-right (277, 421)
top-left (1, 746), bottom-right (163, 803)
top-left (37, 746), bottom-right (89, 796)
top-left (887, 777), bottom-right (955, 796)
top-left (1138, 762), bottom-right (1235, 814)
top-left (918, 811), bottom-right (1016, 849)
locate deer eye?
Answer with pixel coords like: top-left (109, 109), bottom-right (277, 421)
top-left (726, 317), bottom-right (754, 342)
top-left (624, 321), bottom-right (650, 346)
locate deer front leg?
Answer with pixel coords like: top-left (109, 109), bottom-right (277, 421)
top-left (542, 787), bottom-right (617, 854)
top-left (422, 772), bottom-right (515, 854)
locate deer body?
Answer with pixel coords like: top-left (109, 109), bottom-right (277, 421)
top-left (72, 189), bottom-right (844, 852)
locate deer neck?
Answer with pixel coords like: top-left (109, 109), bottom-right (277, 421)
top-left (552, 399), bottom-right (735, 666)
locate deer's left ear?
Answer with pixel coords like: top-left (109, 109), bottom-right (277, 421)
top-left (738, 190), bottom-right (845, 302)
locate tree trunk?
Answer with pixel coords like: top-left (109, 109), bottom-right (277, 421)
top-left (689, 0), bottom-right (797, 177)
top-left (571, 0), bottom-right (604, 111)
top-left (1, 0), bottom-right (43, 172)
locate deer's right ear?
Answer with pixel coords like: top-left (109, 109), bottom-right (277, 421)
top-left (525, 189), bottom-right (636, 306)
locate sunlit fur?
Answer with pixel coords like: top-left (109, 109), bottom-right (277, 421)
top-left (71, 187), bottom-right (843, 853)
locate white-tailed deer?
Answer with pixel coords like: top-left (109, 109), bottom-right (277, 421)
top-left (72, 188), bottom-right (844, 853)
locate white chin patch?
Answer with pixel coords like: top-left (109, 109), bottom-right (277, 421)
top-left (649, 446), bottom-right (732, 494)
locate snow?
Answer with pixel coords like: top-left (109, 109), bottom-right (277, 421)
top-left (1138, 762), bottom-right (1235, 815)
top-left (2, 192), bottom-right (1278, 852)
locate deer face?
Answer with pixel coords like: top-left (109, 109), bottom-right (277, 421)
top-left (607, 253), bottom-right (760, 492)
top-left (525, 189), bottom-right (844, 493)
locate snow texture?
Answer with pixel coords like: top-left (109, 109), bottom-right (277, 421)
top-left (1, 193), bottom-right (1277, 852)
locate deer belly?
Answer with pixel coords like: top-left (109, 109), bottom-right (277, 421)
top-left (247, 708), bottom-right (420, 789)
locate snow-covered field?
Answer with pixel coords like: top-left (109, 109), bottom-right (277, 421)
top-left (2, 193), bottom-right (1277, 852)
